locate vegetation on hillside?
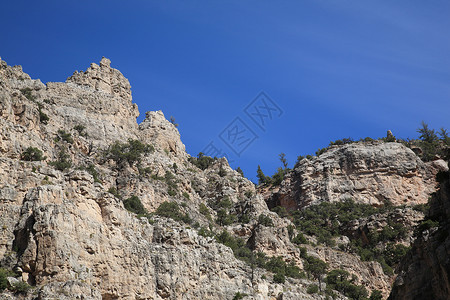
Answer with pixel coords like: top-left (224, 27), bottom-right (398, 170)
top-left (271, 199), bottom-right (413, 275)
top-left (103, 139), bottom-right (154, 167)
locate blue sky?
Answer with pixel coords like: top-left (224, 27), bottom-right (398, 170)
top-left (1, 1), bottom-right (449, 181)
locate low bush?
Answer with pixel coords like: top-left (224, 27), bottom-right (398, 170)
top-left (232, 292), bottom-right (247, 300)
top-left (73, 125), bottom-right (87, 137)
top-left (49, 149), bottom-right (72, 171)
top-left (20, 88), bottom-right (35, 101)
top-left (415, 219), bottom-right (439, 235)
top-left (21, 147), bottom-right (46, 161)
top-left (292, 232), bottom-right (307, 245)
top-left (123, 195), bottom-right (146, 215)
top-left (258, 214), bottom-right (274, 227)
top-left (369, 290), bottom-right (383, 300)
top-left (307, 284), bottom-right (319, 294)
top-left (216, 209), bottom-right (236, 226)
top-left (108, 187), bottom-right (121, 198)
top-left (55, 129), bottom-right (74, 144)
top-left (326, 269), bottom-right (368, 300)
top-left (273, 272), bottom-right (285, 283)
top-left (38, 104), bottom-right (49, 124)
top-left (104, 139), bottom-right (154, 167)
top-left (11, 280), bottom-right (31, 294)
top-left (188, 152), bottom-right (215, 170)
top-left (83, 164), bottom-right (101, 183)
top-left (165, 171), bottom-right (178, 196)
top-left (199, 203), bottom-right (212, 221)
top-left (0, 268), bottom-right (15, 291)
top-left (155, 201), bottom-right (191, 224)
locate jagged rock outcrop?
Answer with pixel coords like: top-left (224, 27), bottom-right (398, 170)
top-left (0, 58), bottom-right (324, 299)
top-left (1, 57), bottom-right (446, 300)
top-left (389, 163), bottom-right (450, 300)
top-left (270, 142), bottom-right (447, 209)
top-left (139, 110), bottom-right (187, 161)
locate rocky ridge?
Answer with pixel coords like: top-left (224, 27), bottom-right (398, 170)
top-left (269, 142), bottom-right (446, 210)
top-left (0, 57), bottom-right (446, 299)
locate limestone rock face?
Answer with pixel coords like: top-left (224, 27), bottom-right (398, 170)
top-left (0, 58), bottom-right (321, 299)
top-left (389, 163), bottom-right (450, 300)
top-left (272, 142), bottom-right (446, 208)
top-left (139, 110), bottom-right (187, 161)
top-left (66, 57), bottom-right (132, 101)
top-left (1, 57), bottom-right (446, 300)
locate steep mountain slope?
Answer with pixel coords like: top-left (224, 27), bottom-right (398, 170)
top-left (0, 57), bottom-right (447, 300)
top-left (0, 57), bottom-right (320, 299)
top-left (388, 157), bottom-right (450, 300)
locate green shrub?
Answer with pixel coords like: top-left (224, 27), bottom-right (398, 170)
top-left (287, 225), bottom-right (295, 239)
top-left (73, 125), bottom-right (87, 136)
top-left (218, 165), bottom-right (227, 177)
top-left (38, 104), bottom-right (49, 124)
top-left (369, 290), bottom-right (383, 300)
top-left (292, 233), bottom-right (307, 245)
top-left (416, 219), bottom-right (439, 235)
top-left (412, 203), bottom-right (429, 215)
top-left (232, 291), bottom-right (247, 300)
top-left (0, 268), bottom-right (15, 291)
top-left (11, 280), bottom-right (31, 294)
top-left (20, 88), bottom-right (35, 101)
top-left (21, 147), bottom-right (46, 161)
top-left (104, 139), bottom-right (154, 167)
top-left (273, 272), bottom-right (285, 283)
top-left (216, 209), bottom-right (236, 226)
top-left (384, 243), bottom-right (410, 267)
top-left (271, 206), bottom-right (288, 218)
top-left (326, 269), bottom-right (368, 300)
top-left (239, 213), bottom-right (250, 224)
top-left (316, 148), bottom-right (327, 156)
top-left (123, 195), bottom-right (146, 215)
top-left (258, 214), bottom-right (274, 227)
top-left (155, 201), bottom-right (191, 224)
top-left (198, 226), bottom-right (214, 238)
top-left (285, 261), bottom-right (304, 279)
top-left (271, 167), bottom-right (285, 186)
top-left (138, 166), bottom-right (152, 177)
top-left (307, 284), bottom-right (319, 294)
top-left (165, 171), bottom-right (178, 196)
top-left (218, 197), bottom-right (232, 209)
top-left (108, 187), bottom-right (121, 199)
top-left (299, 247), bottom-right (307, 258)
top-left (84, 164), bottom-right (101, 183)
top-left (235, 167), bottom-right (244, 177)
top-left (304, 255), bottom-right (328, 282)
top-left (199, 203), bottom-right (212, 221)
top-left (55, 129), bottom-right (74, 144)
top-left (188, 152), bottom-right (215, 170)
top-left (182, 192), bottom-right (190, 200)
top-left (49, 149), bottom-right (72, 171)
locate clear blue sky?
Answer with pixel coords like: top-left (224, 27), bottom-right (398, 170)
top-left (1, 1), bottom-right (449, 181)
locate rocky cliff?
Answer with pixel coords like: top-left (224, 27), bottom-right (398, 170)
top-left (0, 57), bottom-right (447, 300)
top-left (388, 158), bottom-right (450, 300)
top-left (269, 142), bottom-right (446, 210)
top-left (0, 57), bottom-right (322, 299)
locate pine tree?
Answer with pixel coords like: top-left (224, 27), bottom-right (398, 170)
top-left (279, 153), bottom-right (288, 169)
top-left (256, 165), bottom-right (268, 185)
